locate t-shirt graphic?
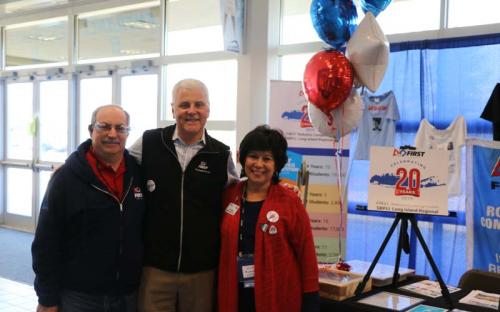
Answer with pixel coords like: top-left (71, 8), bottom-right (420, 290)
top-left (354, 91), bottom-right (400, 160)
top-left (414, 116), bottom-right (467, 197)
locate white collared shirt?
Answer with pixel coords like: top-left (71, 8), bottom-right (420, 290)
top-left (128, 127), bottom-right (238, 186)
top-left (171, 127), bottom-right (206, 171)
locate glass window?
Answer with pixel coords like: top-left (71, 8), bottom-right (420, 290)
top-left (6, 82), bottom-right (33, 160)
top-left (79, 77), bottom-right (113, 143)
top-left (121, 74), bottom-right (158, 146)
top-left (6, 168), bottom-right (33, 217)
top-left (281, 0), bottom-right (441, 44)
top-left (374, 0), bottom-right (440, 34)
top-left (281, 0), bottom-right (321, 45)
top-left (209, 130), bottom-right (236, 157)
top-left (166, 0), bottom-right (223, 55)
top-left (164, 60), bottom-right (237, 121)
top-left (280, 53), bottom-right (314, 81)
top-left (5, 17), bottom-right (68, 67)
top-left (448, 0), bottom-right (500, 27)
top-left (39, 80), bottom-right (69, 162)
top-left (78, 2), bottom-right (161, 62)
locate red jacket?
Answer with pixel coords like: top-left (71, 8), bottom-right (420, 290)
top-left (218, 182), bottom-right (319, 312)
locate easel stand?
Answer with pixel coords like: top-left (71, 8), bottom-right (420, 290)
top-left (354, 213), bottom-right (455, 309)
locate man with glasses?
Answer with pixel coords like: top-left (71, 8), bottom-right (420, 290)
top-left (129, 79), bottom-right (238, 312)
top-left (32, 105), bottom-right (145, 312)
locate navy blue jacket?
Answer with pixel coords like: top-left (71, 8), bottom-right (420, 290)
top-left (32, 139), bottom-right (145, 307)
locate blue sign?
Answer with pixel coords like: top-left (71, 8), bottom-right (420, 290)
top-left (471, 144), bottom-right (500, 272)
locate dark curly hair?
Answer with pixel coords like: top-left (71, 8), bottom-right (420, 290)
top-left (239, 125), bottom-right (288, 184)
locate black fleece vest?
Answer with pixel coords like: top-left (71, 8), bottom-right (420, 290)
top-left (142, 125), bottom-right (230, 272)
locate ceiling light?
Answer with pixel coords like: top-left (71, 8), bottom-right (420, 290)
top-left (27, 35), bottom-right (61, 41)
top-left (121, 20), bottom-right (158, 30)
top-left (120, 49), bottom-right (147, 55)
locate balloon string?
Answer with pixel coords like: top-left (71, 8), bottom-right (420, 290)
top-left (333, 137), bottom-right (345, 262)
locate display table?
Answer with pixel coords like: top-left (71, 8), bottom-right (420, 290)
top-left (320, 276), bottom-right (497, 312)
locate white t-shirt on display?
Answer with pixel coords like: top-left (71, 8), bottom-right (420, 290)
top-left (414, 116), bottom-right (467, 197)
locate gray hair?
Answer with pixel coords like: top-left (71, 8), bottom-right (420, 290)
top-left (89, 104), bottom-right (130, 126)
top-left (171, 79), bottom-right (209, 105)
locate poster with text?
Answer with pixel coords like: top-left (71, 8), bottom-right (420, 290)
top-left (269, 80), bottom-right (349, 262)
top-left (368, 146), bottom-right (449, 216)
top-left (466, 139), bottom-right (500, 272)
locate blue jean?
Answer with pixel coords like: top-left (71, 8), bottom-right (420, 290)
top-left (60, 290), bottom-right (138, 312)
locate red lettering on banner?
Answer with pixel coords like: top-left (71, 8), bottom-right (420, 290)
top-left (300, 105), bottom-right (312, 128)
top-left (368, 105), bottom-right (387, 111)
top-left (492, 156), bottom-right (500, 177)
top-left (395, 167), bottom-right (421, 197)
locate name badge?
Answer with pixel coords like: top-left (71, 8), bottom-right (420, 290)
top-left (225, 203), bottom-right (239, 215)
top-left (238, 254), bottom-right (255, 288)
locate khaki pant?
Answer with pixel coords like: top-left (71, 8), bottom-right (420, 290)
top-left (138, 266), bottom-right (215, 312)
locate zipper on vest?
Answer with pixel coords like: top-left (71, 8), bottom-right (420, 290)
top-left (161, 134), bottom-right (224, 271)
top-left (175, 150), bottom-right (221, 271)
top-left (177, 173), bottom-right (185, 271)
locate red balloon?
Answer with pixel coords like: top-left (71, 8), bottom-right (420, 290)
top-left (303, 50), bottom-right (354, 114)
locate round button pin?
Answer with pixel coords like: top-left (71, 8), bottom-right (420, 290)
top-left (266, 210), bottom-right (279, 223)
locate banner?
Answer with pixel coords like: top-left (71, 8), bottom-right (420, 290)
top-left (466, 138), bottom-right (500, 272)
top-left (269, 80), bottom-right (349, 262)
top-left (368, 146), bottom-right (449, 216)
top-left (220, 0), bottom-right (245, 53)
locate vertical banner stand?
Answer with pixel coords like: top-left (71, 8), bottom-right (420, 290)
top-left (354, 213), bottom-right (454, 308)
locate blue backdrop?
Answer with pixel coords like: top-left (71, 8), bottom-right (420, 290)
top-left (346, 33), bottom-right (500, 286)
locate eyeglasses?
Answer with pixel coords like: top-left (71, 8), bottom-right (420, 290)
top-left (92, 122), bottom-right (130, 134)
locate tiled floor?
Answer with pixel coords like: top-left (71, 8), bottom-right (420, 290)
top-left (0, 277), bottom-right (37, 311)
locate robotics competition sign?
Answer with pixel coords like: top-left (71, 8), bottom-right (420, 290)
top-left (368, 146), bottom-right (449, 216)
top-left (466, 139), bottom-right (500, 273)
top-left (269, 80), bottom-right (349, 262)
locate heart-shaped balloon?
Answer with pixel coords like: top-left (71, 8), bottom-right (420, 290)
top-left (303, 50), bottom-right (354, 114)
top-left (346, 12), bottom-right (389, 92)
top-left (360, 0), bottom-right (392, 17)
top-left (308, 88), bottom-right (363, 139)
top-left (310, 0), bottom-right (358, 49)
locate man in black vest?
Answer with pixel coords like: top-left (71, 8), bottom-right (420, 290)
top-left (129, 79), bottom-right (238, 312)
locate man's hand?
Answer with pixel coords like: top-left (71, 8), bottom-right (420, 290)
top-left (37, 304), bottom-right (58, 312)
top-left (280, 182), bottom-right (302, 197)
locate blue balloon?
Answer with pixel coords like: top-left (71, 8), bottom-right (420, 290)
top-left (360, 0), bottom-right (392, 17)
top-left (310, 0), bottom-right (358, 49)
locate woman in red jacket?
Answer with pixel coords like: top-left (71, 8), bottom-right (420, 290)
top-left (218, 125), bottom-right (319, 312)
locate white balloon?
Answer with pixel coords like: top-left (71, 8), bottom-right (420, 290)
top-left (346, 12), bottom-right (389, 93)
top-left (308, 89), bottom-right (363, 140)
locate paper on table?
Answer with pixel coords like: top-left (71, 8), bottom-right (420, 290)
top-left (358, 291), bottom-right (424, 311)
top-left (347, 260), bottom-right (415, 286)
top-left (406, 304), bottom-right (448, 312)
top-left (399, 280), bottom-right (461, 298)
top-left (459, 290), bottom-right (499, 310)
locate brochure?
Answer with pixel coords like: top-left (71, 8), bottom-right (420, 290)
top-left (357, 291), bottom-right (424, 311)
top-left (407, 304), bottom-right (448, 312)
top-left (347, 259), bottom-right (415, 286)
top-left (459, 290), bottom-right (499, 310)
top-left (399, 280), bottom-right (460, 298)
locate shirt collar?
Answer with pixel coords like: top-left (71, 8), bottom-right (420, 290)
top-left (173, 126), bottom-right (206, 145)
top-left (86, 147), bottom-right (126, 174)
